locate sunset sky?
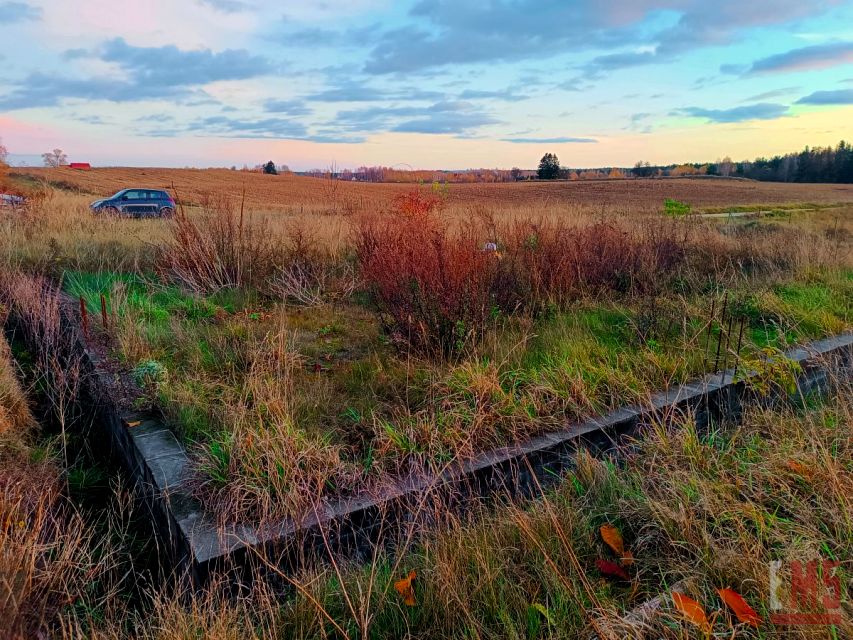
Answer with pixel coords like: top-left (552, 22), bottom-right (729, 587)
top-left (1, 0), bottom-right (852, 169)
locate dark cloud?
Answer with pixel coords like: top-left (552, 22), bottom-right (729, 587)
top-left (263, 99), bottom-right (312, 115)
top-left (679, 103), bottom-right (789, 123)
top-left (0, 73), bottom-right (181, 109)
top-left (749, 41), bottom-right (853, 74)
top-left (0, 1), bottom-right (40, 23)
top-left (501, 136), bottom-right (597, 144)
top-left (360, 0), bottom-right (837, 75)
top-left (796, 89), bottom-right (853, 105)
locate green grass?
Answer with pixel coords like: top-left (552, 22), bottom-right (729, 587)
top-left (57, 266), bottom-right (852, 518)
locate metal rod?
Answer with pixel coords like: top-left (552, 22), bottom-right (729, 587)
top-left (712, 291), bottom-right (729, 373)
top-left (704, 296), bottom-right (717, 372)
top-left (732, 317), bottom-right (746, 380)
top-left (100, 293), bottom-right (108, 330)
top-left (721, 312), bottom-right (735, 383)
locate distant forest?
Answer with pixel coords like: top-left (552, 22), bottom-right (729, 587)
top-left (290, 140), bottom-right (853, 184)
top-left (662, 140), bottom-right (853, 184)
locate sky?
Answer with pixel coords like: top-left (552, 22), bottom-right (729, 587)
top-left (1, 0), bottom-right (852, 170)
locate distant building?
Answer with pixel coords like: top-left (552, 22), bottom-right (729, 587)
top-left (69, 162), bottom-right (91, 170)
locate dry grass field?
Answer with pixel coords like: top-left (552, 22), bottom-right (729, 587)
top-left (14, 166), bottom-right (853, 215)
top-left (1, 171), bottom-right (851, 639)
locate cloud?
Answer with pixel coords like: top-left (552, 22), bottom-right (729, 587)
top-left (796, 88), bottom-right (853, 105)
top-left (749, 41), bottom-right (853, 73)
top-left (192, 115), bottom-right (308, 138)
top-left (742, 86), bottom-right (800, 102)
top-left (501, 136), bottom-right (597, 144)
top-left (0, 39), bottom-right (277, 110)
top-left (264, 99), bottom-right (312, 115)
top-left (0, 1), bottom-right (40, 23)
top-left (679, 103), bottom-right (789, 123)
top-left (306, 79), bottom-right (443, 103)
top-left (392, 111), bottom-right (499, 134)
top-left (458, 88), bottom-right (528, 101)
top-left (197, 0), bottom-right (251, 13)
top-left (334, 100), bottom-right (496, 135)
top-left (99, 38), bottom-right (276, 86)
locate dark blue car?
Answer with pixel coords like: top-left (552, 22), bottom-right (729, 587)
top-left (90, 188), bottom-right (176, 218)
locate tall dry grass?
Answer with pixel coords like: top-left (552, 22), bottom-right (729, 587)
top-left (49, 377), bottom-right (853, 640)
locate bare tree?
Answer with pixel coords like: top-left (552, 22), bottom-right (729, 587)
top-left (718, 156), bottom-right (734, 177)
top-left (0, 137), bottom-right (8, 165)
top-left (42, 148), bottom-right (68, 168)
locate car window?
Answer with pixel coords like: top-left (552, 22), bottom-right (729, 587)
top-left (151, 190), bottom-right (166, 199)
top-left (124, 191), bottom-right (141, 200)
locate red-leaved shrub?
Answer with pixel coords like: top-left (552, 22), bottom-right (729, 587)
top-left (356, 191), bottom-right (500, 356)
top-left (357, 193), bottom-right (691, 355)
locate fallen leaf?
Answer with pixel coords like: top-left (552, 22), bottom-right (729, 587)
top-left (785, 460), bottom-right (814, 480)
top-left (600, 524), bottom-right (624, 555)
top-left (672, 592), bottom-right (711, 633)
top-left (394, 570), bottom-right (417, 606)
top-left (127, 420), bottom-right (141, 428)
top-left (595, 559), bottom-right (630, 581)
top-left (600, 523), bottom-right (634, 565)
top-left (717, 588), bottom-right (762, 627)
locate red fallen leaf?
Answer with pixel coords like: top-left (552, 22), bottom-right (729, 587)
top-left (672, 592), bottom-right (711, 633)
top-left (394, 570), bottom-right (417, 606)
top-left (595, 558), bottom-right (630, 581)
top-left (717, 588), bottom-right (762, 627)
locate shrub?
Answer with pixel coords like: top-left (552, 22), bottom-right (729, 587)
top-left (355, 190), bottom-right (500, 356)
top-left (663, 198), bottom-right (691, 217)
top-left (157, 194), bottom-right (282, 294)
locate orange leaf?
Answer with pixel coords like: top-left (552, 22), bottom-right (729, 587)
top-left (595, 559), bottom-right (630, 581)
top-left (717, 588), bottom-right (762, 627)
top-left (394, 570), bottom-right (417, 607)
top-left (600, 524), bottom-right (625, 556)
top-left (127, 420), bottom-right (141, 428)
top-left (672, 592), bottom-right (711, 632)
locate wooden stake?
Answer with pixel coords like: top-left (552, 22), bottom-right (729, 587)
top-left (100, 293), bottom-right (108, 330)
top-left (79, 296), bottom-right (89, 340)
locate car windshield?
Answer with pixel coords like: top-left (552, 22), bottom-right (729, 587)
top-left (110, 190), bottom-right (127, 199)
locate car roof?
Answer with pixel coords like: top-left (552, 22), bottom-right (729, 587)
top-left (111, 188), bottom-right (169, 195)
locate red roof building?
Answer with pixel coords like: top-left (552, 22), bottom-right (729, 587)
top-left (69, 162), bottom-right (91, 170)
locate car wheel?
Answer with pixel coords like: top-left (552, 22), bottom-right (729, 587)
top-left (159, 207), bottom-right (175, 218)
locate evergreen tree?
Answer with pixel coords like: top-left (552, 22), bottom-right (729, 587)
top-left (537, 153), bottom-right (561, 180)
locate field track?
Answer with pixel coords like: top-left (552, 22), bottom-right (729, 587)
top-left (14, 166), bottom-right (853, 214)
